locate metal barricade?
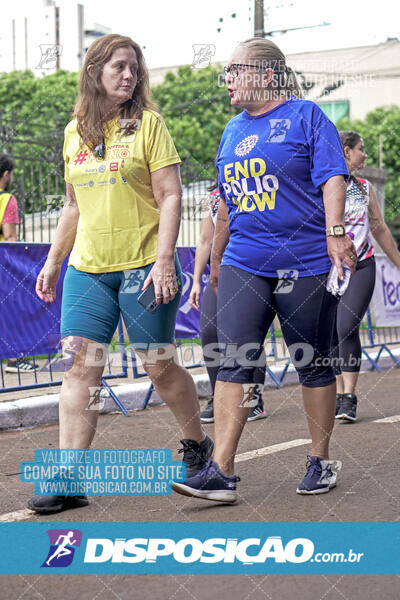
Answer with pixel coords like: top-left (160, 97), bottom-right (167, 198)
top-left (359, 308), bottom-right (400, 372)
top-left (0, 321), bottom-right (129, 412)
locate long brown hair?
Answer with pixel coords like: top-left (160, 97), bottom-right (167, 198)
top-left (74, 34), bottom-right (158, 150)
top-left (340, 130), bottom-right (367, 196)
top-left (238, 38), bottom-right (303, 99)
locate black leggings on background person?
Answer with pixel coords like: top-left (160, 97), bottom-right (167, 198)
top-left (331, 256), bottom-right (376, 374)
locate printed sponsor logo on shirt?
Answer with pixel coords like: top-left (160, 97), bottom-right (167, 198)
top-left (110, 162), bottom-right (119, 172)
top-left (234, 135), bottom-right (259, 157)
top-left (74, 147), bottom-right (130, 169)
top-left (76, 180), bottom-right (95, 188)
top-left (266, 119), bottom-right (291, 143)
top-left (74, 150), bottom-right (89, 165)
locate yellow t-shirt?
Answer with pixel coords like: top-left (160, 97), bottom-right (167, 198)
top-left (63, 109), bottom-right (181, 273)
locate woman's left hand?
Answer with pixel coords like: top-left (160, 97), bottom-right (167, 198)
top-left (142, 257), bottom-right (178, 305)
top-left (327, 235), bottom-right (357, 278)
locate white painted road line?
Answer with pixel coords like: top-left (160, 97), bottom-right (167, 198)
top-left (236, 439), bottom-right (311, 463)
top-left (0, 508), bottom-right (35, 523)
top-left (372, 415), bottom-right (400, 423)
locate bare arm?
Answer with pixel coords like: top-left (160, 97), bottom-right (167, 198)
top-left (47, 183), bottom-right (80, 265)
top-left (322, 175), bottom-right (357, 279)
top-left (190, 214), bottom-right (214, 310)
top-left (36, 182), bottom-right (79, 302)
top-left (2, 222), bottom-right (18, 241)
top-left (143, 164), bottom-right (182, 304)
top-left (369, 185), bottom-right (400, 270)
top-left (209, 198), bottom-right (230, 294)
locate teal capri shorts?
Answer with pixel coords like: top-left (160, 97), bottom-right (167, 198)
top-left (60, 256), bottom-right (182, 348)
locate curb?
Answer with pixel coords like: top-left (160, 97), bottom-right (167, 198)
top-left (0, 350), bottom-right (399, 430)
top-left (0, 375), bottom-right (212, 431)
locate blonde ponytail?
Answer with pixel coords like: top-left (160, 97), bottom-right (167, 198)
top-left (239, 38), bottom-right (303, 99)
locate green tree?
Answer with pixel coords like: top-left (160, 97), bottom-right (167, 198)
top-left (0, 70), bottom-right (78, 213)
top-left (337, 106), bottom-right (400, 223)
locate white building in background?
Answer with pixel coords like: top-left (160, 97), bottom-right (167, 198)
top-left (288, 39), bottom-right (400, 122)
top-left (0, 0), bottom-right (110, 75)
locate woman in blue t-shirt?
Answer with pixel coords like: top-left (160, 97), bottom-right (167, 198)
top-left (173, 37), bottom-right (357, 503)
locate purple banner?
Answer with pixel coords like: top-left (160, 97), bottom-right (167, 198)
top-left (175, 246), bottom-right (209, 339)
top-left (0, 244), bottom-right (206, 359)
top-left (0, 243), bottom-right (67, 360)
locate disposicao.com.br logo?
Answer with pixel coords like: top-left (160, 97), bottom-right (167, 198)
top-left (82, 536), bottom-right (364, 565)
top-left (41, 529), bottom-right (82, 568)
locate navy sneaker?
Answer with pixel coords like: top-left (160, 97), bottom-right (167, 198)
top-left (200, 397), bottom-right (214, 423)
top-left (335, 394), bottom-right (343, 417)
top-left (336, 393), bottom-right (357, 422)
top-left (28, 495), bottom-right (89, 514)
top-left (178, 434), bottom-right (214, 478)
top-left (172, 458), bottom-right (240, 503)
top-left (296, 455), bottom-right (341, 495)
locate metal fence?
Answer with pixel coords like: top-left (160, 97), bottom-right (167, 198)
top-left (0, 113), bottom-right (211, 246)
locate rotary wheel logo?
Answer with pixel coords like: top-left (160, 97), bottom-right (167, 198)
top-left (234, 134), bottom-right (259, 157)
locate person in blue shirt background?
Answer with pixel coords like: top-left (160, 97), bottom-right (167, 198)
top-left (173, 37), bottom-right (357, 503)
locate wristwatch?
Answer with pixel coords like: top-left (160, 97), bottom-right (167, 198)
top-left (326, 225), bottom-right (346, 237)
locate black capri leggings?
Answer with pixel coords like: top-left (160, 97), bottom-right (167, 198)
top-left (200, 282), bottom-right (266, 393)
top-left (331, 256), bottom-right (376, 374)
top-left (216, 265), bottom-right (339, 388)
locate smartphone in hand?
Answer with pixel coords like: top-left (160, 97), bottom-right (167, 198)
top-left (137, 283), bottom-right (161, 314)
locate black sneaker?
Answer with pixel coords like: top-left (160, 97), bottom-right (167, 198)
top-left (335, 394), bottom-right (343, 418)
top-left (178, 434), bottom-right (214, 478)
top-left (200, 397), bottom-right (214, 423)
top-left (336, 393), bottom-right (357, 422)
top-left (28, 495), bottom-right (89, 515)
top-left (247, 405), bottom-right (267, 422)
top-left (6, 357), bottom-right (37, 373)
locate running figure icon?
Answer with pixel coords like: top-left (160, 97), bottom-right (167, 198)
top-left (45, 531), bottom-right (77, 566)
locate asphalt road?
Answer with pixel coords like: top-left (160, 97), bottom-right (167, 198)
top-left (0, 367), bottom-right (399, 599)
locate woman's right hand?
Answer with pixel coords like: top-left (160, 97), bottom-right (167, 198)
top-left (36, 261), bottom-right (62, 303)
top-left (189, 282), bottom-right (201, 310)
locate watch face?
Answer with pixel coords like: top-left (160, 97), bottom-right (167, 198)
top-left (333, 225), bottom-right (345, 235)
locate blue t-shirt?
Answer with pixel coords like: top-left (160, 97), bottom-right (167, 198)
top-left (216, 97), bottom-right (348, 277)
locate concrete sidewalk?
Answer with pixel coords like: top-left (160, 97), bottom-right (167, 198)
top-left (0, 346), bottom-right (399, 430)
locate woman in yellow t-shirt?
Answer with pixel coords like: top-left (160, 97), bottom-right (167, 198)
top-left (28, 34), bottom-right (213, 515)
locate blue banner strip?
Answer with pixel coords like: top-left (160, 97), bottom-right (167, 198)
top-left (0, 522), bottom-right (398, 574)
